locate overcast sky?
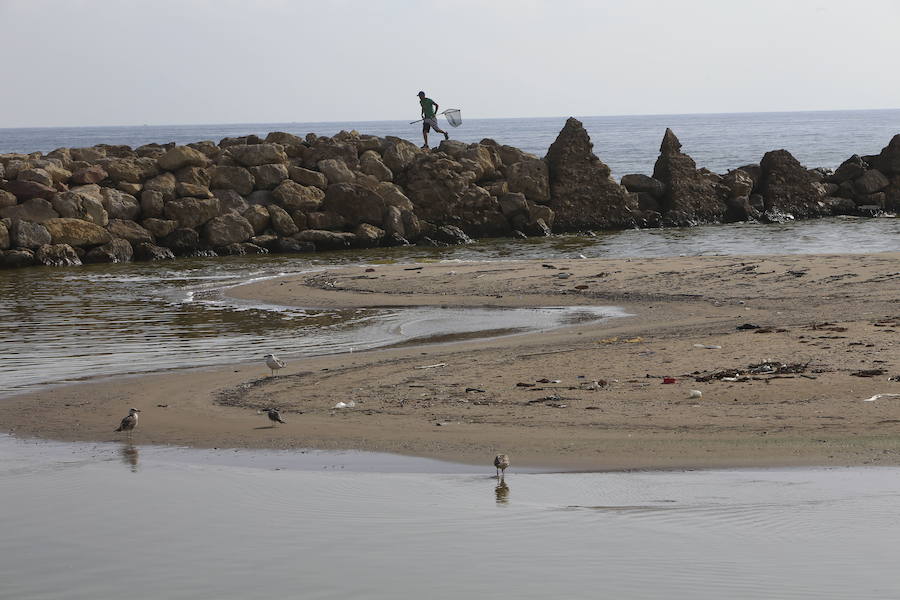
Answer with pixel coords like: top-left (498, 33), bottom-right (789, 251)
top-left (1, 0), bottom-right (898, 127)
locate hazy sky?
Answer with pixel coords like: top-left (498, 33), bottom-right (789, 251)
top-left (1, 0), bottom-right (898, 127)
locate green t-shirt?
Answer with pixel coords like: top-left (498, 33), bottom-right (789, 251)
top-left (420, 97), bottom-right (436, 119)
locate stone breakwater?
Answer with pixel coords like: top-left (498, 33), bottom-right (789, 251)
top-left (1, 118), bottom-right (898, 268)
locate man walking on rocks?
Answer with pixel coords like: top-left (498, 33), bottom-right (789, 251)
top-left (418, 91), bottom-right (449, 149)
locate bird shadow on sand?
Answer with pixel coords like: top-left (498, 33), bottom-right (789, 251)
top-left (253, 425), bottom-right (277, 430)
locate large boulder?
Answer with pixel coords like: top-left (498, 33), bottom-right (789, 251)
top-left (289, 166), bottom-right (327, 190)
top-left (267, 205), bottom-right (299, 236)
top-left (10, 220), bottom-right (52, 248)
top-left (504, 157), bottom-right (550, 204)
top-left (159, 228), bottom-right (201, 255)
top-left (84, 238), bottom-right (134, 263)
top-left (1, 248), bottom-right (36, 268)
top-left (141, 218), bottom-right (178, 239)
top-left (164, 197), bottom-right (220, 229)
top-left (70, 165), bottom-right (108, 185)
top-left (381, 137), bottom-right (421, 173)
top-left (35, 243), bottom-right (81, 267)
top-left (52, 190), bottom-right (108, 225)
top-left (175, 166), bottom-right (210, 188)
top-left (544, 117), bottom-right (633, 231)
top-left (134, 242), bottom-right (176, 261)
top-left (302, 139), bottom-right (359, 170)
top-left (853, 169), bottom-right (889, 195)
top-left (273, 180), bottom-right (325, 212)
top-left (306, 211), bottom-right (346, 230)
top-left (107, 219), bottom-right (154, 245)
top-left (249, 163), bottom-right (289, 190)
top-left (229, 143), bottom-right (288, 167)
top-left (158, 146), bottom-right (208, 171)
top-left (873, 134), bottom-right (900, 175)
top-left (2, 196), bottom-right (60, 223)
top-left (209, 165), bottom-right (254, 195)
top-left (0, 190), bottom-right (17, 208)
top-left (720, 169), bottom-right (759, 222)
top-left (43, 218), bottom-right (111, 247)
top-left (758, 149), bottom-right (826, 219)
top-left (0, 221), bottom-right (8, 250)
top-left (651, 129), bottom-right (724, 225)
top-left (242, 205), bottom-right (270, 234)
top-left (3, 179), bottom-right (57, 201)
top-left (144, 172), bottom-right (177, 201)
top-left (317, 159), bottom-right (356, 184)
top-left (620, 173), bottom-right (665, 198)
top-left (295, 229), bottom-right (354, 250)
top-left (375, 182), bottom-right (414, 211)
top-left (203, 213), bottom-right (254, 247)
top-left (829, 155), bottom-right (867, 184)
top-left (100, 188), bottom-right (140, 220)
top-left (352, 223), bottom-right (385, 248)
top-left (213, 189), bottom-right (249, 215)
top-left (18, 167), bottom-right (54, 187)
top-left (140, 190), bottom-right (165, 219)
top-left (359, 151), bottom-right (393, 182)
top-left (322, 182), bottom-right (385, 226)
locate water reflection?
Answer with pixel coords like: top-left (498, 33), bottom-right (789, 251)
top-left (120, 443), bottom-right (139, 473)
top-left (495, 480), bottom-right (510, 505)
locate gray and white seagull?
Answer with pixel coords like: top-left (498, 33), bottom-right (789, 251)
top-left (262, 407), bottom-right (286, 427)
top-left (264, 353), bottom-right (286, 376)
top-left (115, 408), bottom-right (140, 436)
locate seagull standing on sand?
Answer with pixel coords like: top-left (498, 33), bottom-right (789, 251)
top-left (494, 454), bottom-right (510, 479)
top-left (115, 408), bottom-right (140, 436)
top-left (262, 407), bottom-right (286, 426)
top-left (264, 353), bottom-right (286, 376)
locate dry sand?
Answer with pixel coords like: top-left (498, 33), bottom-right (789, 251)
top-left (3, 252), bottom-right (899, 470)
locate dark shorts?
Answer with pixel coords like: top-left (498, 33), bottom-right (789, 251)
top-left (422, 117), bottom-right (440, 132)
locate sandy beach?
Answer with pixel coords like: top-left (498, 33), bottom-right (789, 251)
top-left (3, 251), bottom-right (898, 470)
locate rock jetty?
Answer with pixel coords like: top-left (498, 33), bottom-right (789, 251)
top-left (1, 119), bottom-right (897, 268)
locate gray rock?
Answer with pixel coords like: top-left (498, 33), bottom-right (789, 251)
top-left (830, 155), bottom-right (867, 184)
top-left (504, 157), bottom-right (550, 204)
top-left (84, 238), bottom-right (134, 263)
top-left (0, 190), bottom-right (17, 208)
top-left (216, 242), bottom-right (269, 256)
top-left (249, 163), bottom-right (289, 190)
top-left (306, 211), bottom-right (346, 230)
top-left (203, 213), bottom-right (254, 247)
top-left (853, 169), bottom-right (889, 195)
top-left (382, 205), bottom-right (404, 238)
top-left (1, 248), bottom-right (36, 268)
top-left (0, 221), bottom-right (8, 250)
top-left (274, 237), bottom-right (315, 254)
top-left (1, 198), bottom-right (59, 223)
top-left (10, 219), bottom-right (52, 248)
top-left (381, 138), bottom-right (421, 173)
top-left (359, 151), bottom-right (393, 182)
top-left (289, 166), bottom-right (328, 189)
top-left (159, 228), bottom-right (201, 255)
top-left (246, 190), bottom-right (275, 207)
top-left (375, 182), bottom-right (414, 211)
top-left (295, 229), bottom-right (354, 249)
top-left (352, 223), bottom-right (384, 248)
top-left (229, 143), bottom-right (288, 167)
top-left (759, 149), bottom-right (826, 219)
top-left (35, 243), bottom-right (81, 267)
top-left (213, 189), bottom-right (249, 215)
top-left (317, 159), bottom-right (355, 184)
top-left (498, 192), bottom-right (529, 219)
top-left (140, 189), bottom-right (165, 219)
top-left (141, 218), bottom-right (178, 239)
top-left (620, 174), bottom-right (665, 198)
top-left (209, 165), bottom-right (254, 195)
top-left (273, 180), bottom-right (324, 212)
top-left (107, 219), bottom-right (154, 244)
top-left (134, 242), bottom-right (176, 261)
top-left (323, 182), bottom-right (385, 226)
top-left (100, 188), bottom-right (141, 220)
top-left (144, 172), bottom-right (177, 201)
top-left (242, 205), bottom-right (270, 235)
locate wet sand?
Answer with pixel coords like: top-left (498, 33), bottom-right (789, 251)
top-left (3, 252), bottom-right (899, 470)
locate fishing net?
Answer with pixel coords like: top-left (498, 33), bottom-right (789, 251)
top-left (444, 109), bottom-right (462, 127)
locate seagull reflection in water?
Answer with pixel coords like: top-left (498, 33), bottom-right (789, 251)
top-left (495, 480), bottom-right (510, 505)
top-left (120, 443), bottom-right (139, 472)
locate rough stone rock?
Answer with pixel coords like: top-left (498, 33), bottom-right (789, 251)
top-left (141, 218), bottom-right (178, 239)
top-left (544, 117), bottom-right (634, 231)
top-left (295, 229), bottom-right (354, 250)
top-left (203, 213), bottom-right (254, 247)
top-left (359, 151), bottom-right (393, 182)
top-left (494, 143), bottom-right (539, 169)
top-left (106, 219), bottom-right (154, 244)
top-left (158, 146), bottom-right (208, 171)
top-left (504, 158), bottom-right (550, 204)
top-left (43, 218), bottom-right (111, 247)
top-left (35, 243), bottom-right (81, 266)
top-left (290, 210), bottom-right (307, 231)
top-left (302, 139), bottom-right (359, 170)
top-left (353, 223), bottom-right (385, 248)
top-left (720, 169), bottom-right (758, 222)
top-left (289, 166), bottom-right (327, 190)
top-left (3, 179), bottom-right (57, 201)
top-left (853, 169), bottom-right (889, 195)
top-left (159, 228), bottom-right (200, 255)
top-left (134, 242), bottom-right (175, 261)
top-left (273, 180), bottom-right (324, 212)
top-left (0, 190), bottom-right (17, 208)
top-left (246, 190), bottom-right (275, 206)
top-left (375, 182), bottom-right (414, 211)
top-left (874, 134), bottom-right (900, 175)
top-left (46, 147), bottom-right (73, 169)
top-left (856, 191), bottom-right (886, 208)
top-left (174, 182), bottom-right (212, 199)
top-left (323, 182), bottom-right (385, 226)
top-left (306, 211), bottom-right (345, 230)
top-left (94, 144), bottom-right (134, 159)
top-left (651, 129), bottom-right (724, 225)
top-left (498, 192), bottom-right (529, 220)
top-left (242, 205), bottom-right (270, 235)
top-left (10, 219), bottom-right (52, 248)
top-left (209, 165), bottom-right (254, 195)
top-left (382, 205), bottom-right (404, 238)
top-left (175, 166), bottom-right (210, 188)
top-left (884, 176), bottom-right (900, 210)
top-left (265, 131), bottom-right (305, 147)
top-left (427, 225), bottom-right (474, 246)
top-left (382, 137), bottom-right (421, 173)
top-left (51, 191), bottom-right (108, 225)
top-left (437, 140), bottom-right (469, 158)
top-left (1, 248), bottom-right (36, 268)
top-left (759, 150), bottom-right (826, 219)
top-left (248, 163), bottom-right (289, 191)
top-left (620, 174), bottom-right (665, 198)
top-left (273, 237), bottom-right (315, 254)
top-left (824, 196), bottom-right (857, 215)
top-left (187, 141), bottom-right (221, 159)
top-left (100, 188), bottom-right (140, 220)
top-left (829, 155), bottom-right (867, 184)
top-left (0, 222), bottom-right (7, 250)
top-left (216, 242), bottom-right (268, 256)
top-left (18, 168), bottom-right (54, 187)
top-left (135, 143), bottom-right (169, 159)
top-left (144, 172), bottom-right (177, 201)
top-left (164, 197), bottom-right (220, 229)
top-left (213, 189), bottom-right (249, 215)
top-left (84, 238), bottom-right (133, 263)
top-left (96, 158), bottom-right (143, 183)
top-left (401, 210), bottom-right (422, 241)
top-left (70, 147), bottom-right (106, 162)
top-left (267, 204), bottom-right (299, 236)
top-left (317, 159), bottom-right (356, 185)
top-left (140, 190), bottom-right (165, 219)
top-left (117, 181), bottom-right (143, 196)
top-left (229, 143), bottom-right (288, 167)
top-left (1, 198), bottom-right (59, 222)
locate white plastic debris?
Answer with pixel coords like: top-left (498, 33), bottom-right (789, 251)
top-left (693, 344), bottom-right (722, 349)
top-left (721, 377), bottom-right (739, 382)
top-left (333, 401), bottom-right (357, 409)
top-left (556, 273), bottom-right (571, 279)
top-left (863, 394), bottom-right (900, 402)
top-left (689, 390), bottom-right (703, 399)
top-left (415, 362), bottom-right (447, 369)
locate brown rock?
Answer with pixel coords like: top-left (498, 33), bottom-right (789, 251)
top-left (289, 166), bottom-right (327, 190)
top-left (0, 190), bottom-right (17, 208)
top-left (100, 188), bottom-right (140, 220)
top-left (267, 204), bottom-right (298, 236)
top-left (43, 218), bottom-right (111, 247)
top-left (317, 159), bottom-right (356, 184)
top-left (249, 163), bottom-right (289, 190)
top-left (10, 219), bottom-right (52, 248)
top-left (1, 248), bottom-right (36, 268)
top-left (322, 182), bottom-right (385, 226)
top-left (175, 182), bottom-right (213, 198)
top-left (164, 197), bottom-right (220, 229)
top-left (306, 211), bottom-right (345, 230)
top-left (158, 146), bottom-right (208, 171)
top-left (141, 218), bottom-right (178, 239)
top-left (229, 143), bottom-right (288, 167)
top-left (0, 221), bottom-right (8, 250)
top-left (84, 238), bottom-right (133, 264)
top-left (759, 150), bottom-right (826, 219)
top-left (107, 219), bottom-right (154, 244)
top-left (273, 180), bottom-right (325, 212)
top-left (873, 134), bottom-right (900, 175)
top-left (651, 128), bottom-right (724, 225)
top-left (144, 172), bottom-right (177, 201)
top-left (140, 190), bottom-right (165, 219)
top-left (209, 165), bottom-right (254, 196)
top-left (203, 213), bottom-right (255, 247)
top-left (853, 169), bottom-right (890, 195)
top-left (134, 242), bottom-right (176, 261)
top-left (1, 198), bottom-right (60, 222)
top-left (3, 179), bottom-right (57, 201)
top-left (35, 243), bottom-right (81, 266)
top-left (213, 189), bottom-right (249, 215)
top-left (544, 117), bottom-right (633, 231)
top-left (359, 151), bottom-right (393, 182)
top-left (18, 168), bottom-right (54, 187)
top-left (242, 205), bottom-right (270, 235)
top-left (52, 190), bottom-right (109, 225)
top-left (381, 137), bottom-right (421, 173)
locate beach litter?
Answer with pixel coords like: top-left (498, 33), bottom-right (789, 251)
top-left (689, 390), bottom-right (703, 399)
top-left (333, 401), bottom-right (356, 409)
top-left (693, 344), bottom-right (722, 349)
top-left (863, 394), bottom-right (900, 402)
top-left (851, 369), bottom-right (886, 377)
top-left (415, 362), bottom-right (447, 369)
top-left (662, 377), bottom-right (677, 384)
